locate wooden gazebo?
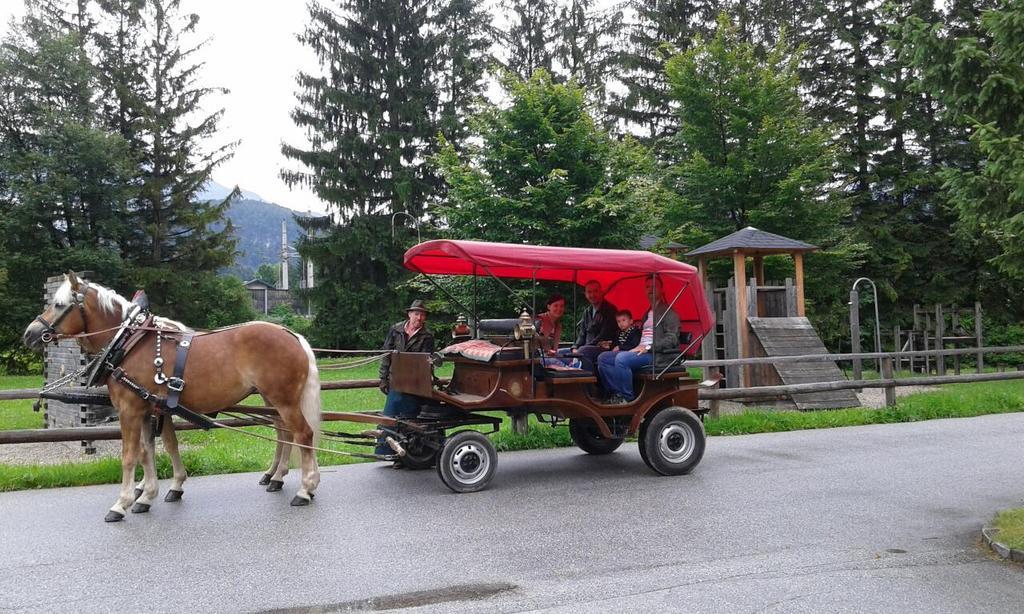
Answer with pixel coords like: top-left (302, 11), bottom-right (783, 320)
top-left (684, 227), bottom-right (856, 409)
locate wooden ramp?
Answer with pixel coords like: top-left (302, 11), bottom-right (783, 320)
top-left (748, 317), bottom-right (861, 410)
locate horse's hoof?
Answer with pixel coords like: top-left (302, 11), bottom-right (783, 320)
top-left (133, 488), bottom-right (143, 501)
top-left (164, 489), bottom-right (183, 503)
top-left (290, 495), bottom-right (311, 507)
top-left (266, 480), bottom-right (284, 492)
top-left (104, 510), bottom-right (125, 523)
top-left (131, 502), bottom-right (150, 514)
top-left (258, 473), bottom-right (272, 486)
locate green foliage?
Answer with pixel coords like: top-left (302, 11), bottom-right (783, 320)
top-left (264, 304), bottom-right (312, 337)
top-left (436, 70), bottom-right (667, 249)
top-left (663, 17), bottom-right (840, 241)
top-left (0, 0), bottom-right (241, 369)
top-left (903, 0), bottom-right (1024, 279)
top-left (129, 269), bottom-right (255, 329)
top-left (283, 0), bottom-right (440, 220)
top-left (993, 508), bottom-right (1024, 550)
top-left (661, 16), bottom-right (860, 342)
top-left (297, 214), bottom-right (414, 349)
top-left (608, 0), bottom-right (720, 142)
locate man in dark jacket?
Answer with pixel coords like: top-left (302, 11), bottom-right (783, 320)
top-left (376, 299), bottom-right (435, 456)
top-left (597, 276), bottom-right (681, 403)
top-left (566, 280), bottom-right (617, 371)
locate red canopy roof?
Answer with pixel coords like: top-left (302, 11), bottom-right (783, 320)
top-left (404, 240), bottom-right (714, 339)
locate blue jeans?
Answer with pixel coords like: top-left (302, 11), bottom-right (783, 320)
top-left (597, 350), bottom-right (652, 401)
top-left (376, 390), bottom-right (420, 455)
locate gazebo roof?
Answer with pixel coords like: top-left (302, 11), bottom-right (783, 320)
top-left (639, 233), bottom-right (686, 251)
top-left (685, 227), bottom-right (818, 258)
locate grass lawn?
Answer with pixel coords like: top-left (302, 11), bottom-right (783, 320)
top-left (993, 508), bottom-right (1024, 551)
top-left (2, 366), bottom-right (1024, 491)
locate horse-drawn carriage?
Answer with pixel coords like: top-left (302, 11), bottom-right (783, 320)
top-left (377, 240), bottom-right (717, 493)
top-left (23, 239), bottom-right (715, 520)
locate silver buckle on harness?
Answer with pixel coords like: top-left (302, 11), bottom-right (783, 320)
top-left (166, 377), bottom-right (185, 393)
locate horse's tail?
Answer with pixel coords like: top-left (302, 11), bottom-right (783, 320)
top-left (294, 333), bottom-right (321, 447)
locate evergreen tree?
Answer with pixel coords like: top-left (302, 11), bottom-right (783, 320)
top-left (89, 0), bottom-right (242, 325)
top-left (435, 70), bottom-right (670, 249)
top-left (0, 1), bottom-right (134, 370)
top-left (498, 0), bottom-right (558, 82)
top-left (434, 0), bottom-right (493, 151)
top-left (284, 0), bottom-right (442, 346)
top-left (607, 0), bottom-right (721, 142)
top-left (661, 15), bottom-right (859, 336)
top-left (283, 0), bottom-right (439, 220)
top-left (552, 0), bottom-right (622, 120)
top-left (904, 0), bottom-right (1024, 280)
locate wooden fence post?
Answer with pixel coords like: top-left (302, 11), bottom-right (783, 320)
top-left (850, 289), bottom-right (862, 384)
top-left (976, 301), bottom-right (984, 373)
top-left (881, 357), bottom-right (896, 407)
top-left (936, 304), bottom-right (946, 376)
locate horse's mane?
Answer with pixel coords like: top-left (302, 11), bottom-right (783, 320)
top-left (54, 278), bottom-right (191, 332)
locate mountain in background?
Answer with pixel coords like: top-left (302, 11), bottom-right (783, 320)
top-left (201, 180), bottom-right (324, 282)
top-left (198, 179), bottom-right (267, 203)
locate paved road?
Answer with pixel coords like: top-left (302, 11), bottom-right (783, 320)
top-left (1, 415), bottom-right (1022, 613)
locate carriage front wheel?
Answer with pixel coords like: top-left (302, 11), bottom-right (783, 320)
top-left (568, 418), bottom-right (624, 455)
top-left (638, 406), bottom-right (705, 476)
top-left (436, 431), bottom-right (497, 493)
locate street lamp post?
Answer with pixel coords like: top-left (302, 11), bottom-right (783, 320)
top-left (849, 277), bottom-right (882, 381)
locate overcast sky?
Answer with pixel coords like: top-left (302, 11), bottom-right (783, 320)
top-left (1, 1), bottom-right (328, 213)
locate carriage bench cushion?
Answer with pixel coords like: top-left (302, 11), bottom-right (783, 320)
top-left (440, 339), bottom-right (524, 362)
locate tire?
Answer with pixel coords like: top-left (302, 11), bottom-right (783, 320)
top-left (436, 431), bottom-right (497, 493)
top-left (568, 419), bottom-right (624, 455)
top-left (400, 432), bottom-right (442, 470)
top-left (638, 406), bottom-right (705, 476)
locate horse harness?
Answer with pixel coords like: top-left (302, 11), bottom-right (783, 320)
top-left (35, 282), bottom-right (91, 344)
top-left (89, 296), bottom-right (216, 430)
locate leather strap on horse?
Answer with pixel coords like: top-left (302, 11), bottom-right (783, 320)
top-left (163, 333), bottom-right (193, 412)
top-left (110, 366), bottom-right (217, 430)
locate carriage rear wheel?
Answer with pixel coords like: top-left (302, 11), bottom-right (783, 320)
top-left (568, 419), bottom-right (624, 455)
top-left (638, 406), bottom-right (705, 476)
top-left (436, 431), bottom-right (497, 493)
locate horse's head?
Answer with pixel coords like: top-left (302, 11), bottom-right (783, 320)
top-left (23, 271), bottom-right (104, 350)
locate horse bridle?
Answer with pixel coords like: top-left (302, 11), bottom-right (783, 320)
top-left (35, 282), bottom-right (90, 344)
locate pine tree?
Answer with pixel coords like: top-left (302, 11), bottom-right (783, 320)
top-left (904, 0), bottom-right (1024, 281)
top-left (283, 0), bottom-right (439, 220)
top-left (498, 0), bottom-right (558, 82)
top-left (434, 0), bottom-right (493, 150)
top-left (607, 0), bottom-right (721, 142)
top-left (90, 0), bottom-right (246, 325)
top-left (552, 0), bottom-right (622, 119)
top-left (0, 0), bottom-right (134, 370)
top-left (284, 0), bottom-right (443, 346)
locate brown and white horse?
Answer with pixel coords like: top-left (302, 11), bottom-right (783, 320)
top-left (22, 272), bottom-right (321, 521)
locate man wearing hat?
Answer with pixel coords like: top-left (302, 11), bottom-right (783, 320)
top-left (376, 299), bottom-right (435, 459)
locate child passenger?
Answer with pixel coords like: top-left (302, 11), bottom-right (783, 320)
top-left (609, 310), bottom-right (641, 351)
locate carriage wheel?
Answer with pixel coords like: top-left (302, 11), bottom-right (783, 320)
top-left (638, 406), bottom-right (705, 476)
top-left (436, 431), bottom-right (497, 493)
top-left (400, 432), bottom-right (442, 470)
top-left (568, 419), bottom-right (624, 455)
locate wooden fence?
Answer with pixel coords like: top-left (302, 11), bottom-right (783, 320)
top-left (2, 345), bottom-right (1024, 444)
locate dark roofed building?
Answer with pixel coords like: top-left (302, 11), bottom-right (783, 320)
top-left (639, 233), bottom-right (687, 258)
top-left (685, 226), bottom-right (817, 258)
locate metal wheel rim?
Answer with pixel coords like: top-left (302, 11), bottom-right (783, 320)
top-left (449, 442), bottom-right (490, 485)
top-left (658, 422), bottom-right (695, 464)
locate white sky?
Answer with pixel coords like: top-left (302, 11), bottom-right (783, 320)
top-left (0, 1), bottom-right (327, 213)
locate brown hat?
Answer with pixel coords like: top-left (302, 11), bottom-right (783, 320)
top-left (406, 299), bottom-right (429, 314)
